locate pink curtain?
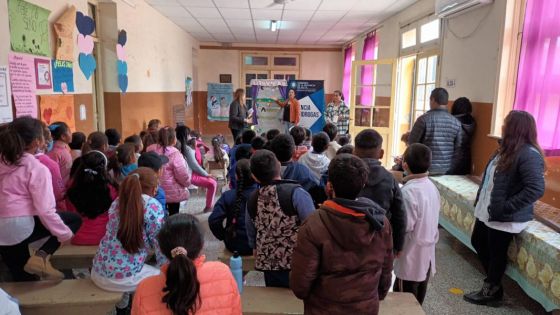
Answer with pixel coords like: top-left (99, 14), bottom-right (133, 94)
top-left (513, 0), bottom-right (560, 156)
top-left (360, 32), bottom-right (378, 106)
top-left (342, 45), bottom-right (353, 103)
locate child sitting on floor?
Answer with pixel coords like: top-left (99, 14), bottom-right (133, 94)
top-left (290, 154), bottom-right (393, 315)
top-left (393, 143), bottom-right (440, 305)
top-left (246, 150), bottom-right (315, 288)
top-left (91, 167), bottom-right (166, 294)
top-left (0, 117), bottom-right (81, 281)
top-left (67, 150), bottom-right (118, 245)
top-left (132, 214), bottom-right (241, 315)
top-left (209, 159), bottom-right (257, 255)
top-left (298, 132), bottom-right (331, 182)
top-left (47, 121), bottom-right (73, 184)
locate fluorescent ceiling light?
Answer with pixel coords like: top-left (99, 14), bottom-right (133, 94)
top-left (270, 20), bottom-right (278, 32)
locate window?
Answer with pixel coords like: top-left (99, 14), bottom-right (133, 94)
top-left (244, 55), bottom-right (268, 66)
top-left (413, 54), bottom-right (438, 120)
top-left (401, 29), bottom-right (417, 49)
top-left (421, 19), bottom-right (440, 43)
top-left (273, 57), bottom-right (297, 66)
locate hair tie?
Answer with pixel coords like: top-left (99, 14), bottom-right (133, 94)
top-left (48, 124), bottom-right (60, 132)
top-left (171, 247), bottom-right (187, 258)
top-left (84, 168), bottom-right (98, 175)
top-left (131, 173), bottom-right (140, 178)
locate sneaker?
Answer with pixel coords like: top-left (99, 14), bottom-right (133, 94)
top-left (23, 255), bottom-right (64, 281)
top-left (463, 282), bottom-right (503, 307)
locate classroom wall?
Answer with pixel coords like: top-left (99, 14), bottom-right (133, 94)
top-left (0, 0), bottom-right (198, 137)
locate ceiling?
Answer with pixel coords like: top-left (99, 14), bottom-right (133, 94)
top-left (145, 0), bottom-right (417, 45)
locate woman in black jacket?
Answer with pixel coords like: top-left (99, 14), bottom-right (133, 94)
top-left (228, 88), bottom-right (249, 141)
top-left (464, 110), bottom-right (545, 306)
top-left (448, 97), bottom-right (476, 175)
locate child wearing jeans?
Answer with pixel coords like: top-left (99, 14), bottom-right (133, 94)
top-left (0, 117), bottom-right (81, 281)
top-left (91, 167), bottom-right (166, 293)
top-left (393, 143), bottom-right (440, 304)
top-left (132, 214), bottom-right (241, 315)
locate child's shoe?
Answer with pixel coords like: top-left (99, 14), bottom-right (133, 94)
top-left (23, 255), bottom-right (64, 280)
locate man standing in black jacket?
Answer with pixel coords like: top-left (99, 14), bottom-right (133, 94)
top-left (355, 129), bottom-right (406, 254)
top-left (408, 88), bottom-right (462, 175)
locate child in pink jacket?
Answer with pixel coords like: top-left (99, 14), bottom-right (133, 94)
top-left (0, 117), bottom-right (82, 281)
top-left (36, 122), bottom-right (66, 211)
top-left (47, 121), bottom-right (73, 184)
top-left (147, 127), bottom-right (191, 216)
top-left (132, 214), bottom-right (241, 315)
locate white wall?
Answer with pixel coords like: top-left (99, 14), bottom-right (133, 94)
top-left (0, 0), bottom-right (198, 94)
top-left (197, 48), bottom-right (343, 93)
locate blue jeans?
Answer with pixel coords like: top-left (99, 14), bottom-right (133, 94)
top-left (283, 121), bottom-right (294, 134)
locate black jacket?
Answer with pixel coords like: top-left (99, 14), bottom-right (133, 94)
top-left (358, 158), bottom-right (406, 252)
top-left (228, 100), bottom-right (247, 130)
top-left (448, 114), bottom-right (476, 175)
top-left (475, 145), bottom-right (545, 222)
top-left (408, 108), bottom-right (462, 175)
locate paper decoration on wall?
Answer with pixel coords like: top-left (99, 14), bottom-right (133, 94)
top-left (116, 30), bottom-right (128, 93)
top-left (0, 66), bottom-right (14, 123)
top-left (52, 60), bottom-right (74, 93)
top-left (54, 6), bottom-right (76, 61)
top-left (39, 95), bottom-right (76, 132)
top-left (34, 58), bottom-right (52, 90)
top-left (185, 76), bottom-right (193, 107)
top-left (8, 53), bottom-right (38, 118)
top-left (7, 0), bottom-right (51, 57)
top-left (76, 11), bottom-right (96, 80)
top-left (207, 83), bottom-right (233, 121)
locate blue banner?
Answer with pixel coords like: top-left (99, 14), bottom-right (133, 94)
top-left (287, 80), bottom-right (325, 133)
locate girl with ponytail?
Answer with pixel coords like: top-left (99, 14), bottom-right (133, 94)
top-left (0, 117), bottom-right (81, 281)
top-left (146, 127), bottom-right (191, 216)
top-left (132, 214), bottom-right (241, 315)
top-left (108, 143), bottom-right (138, 183)
top-left (91, 167), bottom-right (166, 293)
top-left (67, 151), bottom-right (118, 245)
top-left (208, 159), bottom-right (256, 255)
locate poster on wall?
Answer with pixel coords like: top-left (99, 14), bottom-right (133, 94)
top-left (250, 79), bottom-right (287, 135)
top-left (34, 58), bottom-right (52, 89)
top-left (185, 76), bottom-right (193, 107)
top-left (0, 66), bottom-right (14, 123)
top-left (39, 95), bottom-right (76, 131)
top-left (54, 6), bottom-right (76, 61)
top-left (207, 83), bottom-right (233, 121)
top-left (52, 60), bottom-right (74, 93)
top-left (8, 53), bottom-right (38, 118)
top-left (287, 80), bottom-right (326, 133)
top-left (8, 0), bottom-right (51, 57)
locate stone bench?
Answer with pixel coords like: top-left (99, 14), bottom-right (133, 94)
top-left (218, 249), bottom-right (255, 272)
top-left (1, 279), bottom-right (122, 315)
top-left (50, 245), bottom-right (97, 270)
top-left (431, 175), bottom-right (560, 312)
top-left (241, 286), bottom-right (424, 314)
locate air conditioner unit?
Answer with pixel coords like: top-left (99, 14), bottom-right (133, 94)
top-left (436, 0), bottom-right (493, 18)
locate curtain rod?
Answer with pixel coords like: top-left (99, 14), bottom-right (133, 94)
top-left (343, 24), bottom-right (383, 48)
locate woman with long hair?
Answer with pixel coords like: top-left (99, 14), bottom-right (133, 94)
top-left (464, 111), bottom-right (546, 306)
top-left (448, 97), bottom-right (476, 175)
top-left (209, 159), bottom-right (256, 255)
top-left (132, 214), bottom-right (241, 315)
top-left (67, 151), bottom-right (118, 245)
top-left (228, 88), bottom-right (250, 141)
top-left (146, 127), bottom-right (191, 216)
top-left (176, 126), bottom-right (217, 213)
top-left (91, 167), bottom-right (166, 293)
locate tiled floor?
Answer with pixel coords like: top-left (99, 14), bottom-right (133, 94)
top-left (185, 189), bottom-right (548, 314)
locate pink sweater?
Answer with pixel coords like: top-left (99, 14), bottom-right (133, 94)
top-left (47, 141), bottom-right (72, 184)
top-left (146, 144), bottom-right (191, 203)
top-left (0, 153), bottom-right (73, 242)
top-left (36, 153), bottom-right (67, 211)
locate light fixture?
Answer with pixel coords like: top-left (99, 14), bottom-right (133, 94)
top-left (270, 20), bottom-right (278, 32)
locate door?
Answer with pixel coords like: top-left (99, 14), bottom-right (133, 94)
top-left (349, 59), bottom-right (398, 167)
top-left (243, 71), bottom-right (269, 109)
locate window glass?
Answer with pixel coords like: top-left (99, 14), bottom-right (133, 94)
top-left (274, 57), bottom-right (297, 66)
top-left (244, 56), bottom-right (268, 66)
top-left (401, 29), bottom-right (417, 49)
top-left (427, 56), bottom-right (437, 83)
top-left (421, 19), bottom-right (440, 43)
top-left (417, 58), bottom-right (427, 84)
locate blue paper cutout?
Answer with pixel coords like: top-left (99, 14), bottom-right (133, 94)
top-left (78, 53), bottom-right (97, 80)
top-left (76, 11), bottom-right (95, 35)
top-left (118, 30), bottom-right (127, 46)
top-left (52, 60), bottom-right (75, 93)
top-left (117, 60), bottom-right (127, 75)
top-left (118, 74), bottom-right (128, 93)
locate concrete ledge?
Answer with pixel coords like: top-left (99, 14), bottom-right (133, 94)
top-left (1, 279), bottom-right (122, 315)
top-left (241, 286), bottom-right (424, 315)
top-left (50, 245), bottom-right (97, 270)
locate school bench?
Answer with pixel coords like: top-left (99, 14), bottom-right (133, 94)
top-left (241, 286), bottom-right (424, 314)
top-left (219, 249), bottom-right (255, 272)
top-left (1, 279), bottom-right (122, 315)
top-left (50, 245), bottom-right (97, 270)
top-left (431, 175), bottom-right (560, 312)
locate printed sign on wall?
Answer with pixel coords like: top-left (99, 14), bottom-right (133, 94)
top-left (207, 83), bottom-right (233, 121)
